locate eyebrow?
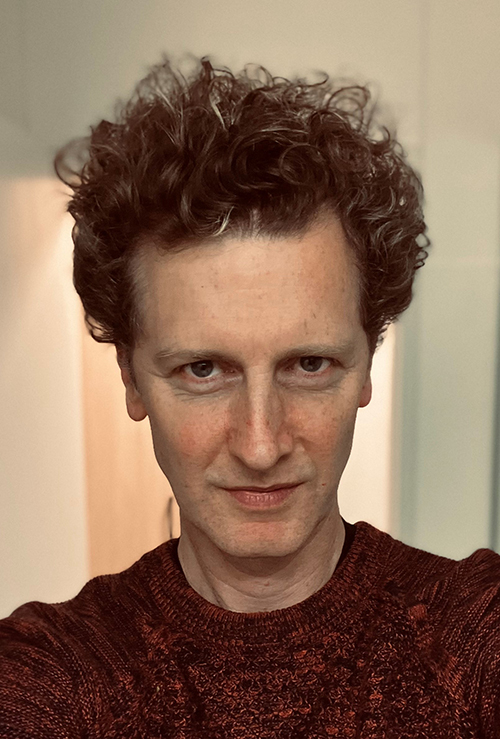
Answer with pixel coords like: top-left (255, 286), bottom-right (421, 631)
top-left (154, 342), bottom-right (356, 364)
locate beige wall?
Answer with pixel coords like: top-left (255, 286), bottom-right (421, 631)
top-left (0, 117), bottom-right (89, 618)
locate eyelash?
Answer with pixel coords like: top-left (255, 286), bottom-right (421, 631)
top-left (176, 357), bottom-right (335, 383)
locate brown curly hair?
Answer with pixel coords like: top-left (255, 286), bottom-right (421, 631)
top-left (55, 55), bottom-right (429, 382)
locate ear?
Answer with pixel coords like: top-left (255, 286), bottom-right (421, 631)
top-left (359, 369), bottom-right (372, 408)
top-left (116, 347), bottom-right (148, 422)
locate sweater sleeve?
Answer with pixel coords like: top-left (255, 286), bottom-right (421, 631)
top-left (449, 548), bottom-right (500, 739)
top-left (472, 561), bottom-right (500, 738)
top-left (0, 603), bottom-right (86, 739)
top-left (477, 627), bottom-right (500, 739)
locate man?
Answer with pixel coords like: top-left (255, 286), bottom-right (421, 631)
top-left (1, 56), bottom-right (499, 737)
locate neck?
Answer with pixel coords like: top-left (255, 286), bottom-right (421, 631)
top-left (177, 513), bottom-right (346, 613)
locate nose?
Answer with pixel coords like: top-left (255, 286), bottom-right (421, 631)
top-left (228, 379), bottom-right (293, 471)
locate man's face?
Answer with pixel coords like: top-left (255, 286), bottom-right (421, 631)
top-left (121, 215), bottom-right (372, 560)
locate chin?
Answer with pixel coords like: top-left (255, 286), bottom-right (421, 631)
top-left (214, 523), bottom-right (305, 560)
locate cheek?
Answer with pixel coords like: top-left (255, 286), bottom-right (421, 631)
top-left (301, 403), bottom-right (357, 460)
top-left (176, 423), bottom-right (210, 462)
top-left (152, 405), bottom-right (224, 468)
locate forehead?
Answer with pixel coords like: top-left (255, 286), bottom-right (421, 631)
top-left (133, 216), bottom-right (363, 350)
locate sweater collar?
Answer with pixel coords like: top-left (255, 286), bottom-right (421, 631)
top-left (144, 521), bottom-right (394, 644)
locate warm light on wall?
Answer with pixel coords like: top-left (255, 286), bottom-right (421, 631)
top-left (338, 324), bottom-right (395, 533)
top-left (0, 176), bottom-right (88, 617)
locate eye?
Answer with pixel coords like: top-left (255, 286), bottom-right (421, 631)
top-left (183, 360), bottom-right (220, 379)
top-left (298, 356), bottom-right (329, 373)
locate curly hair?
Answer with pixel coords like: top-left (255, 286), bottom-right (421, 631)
top-left (55, 55), bottom-right (429, 381)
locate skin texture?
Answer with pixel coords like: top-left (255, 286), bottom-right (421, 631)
top-left (118, 214), bottom-right (372, 613)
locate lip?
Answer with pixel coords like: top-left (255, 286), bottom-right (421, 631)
top-left (224, 483), bottom-right (301, 492)
top-left (224, 484), bottom-right (300, 508)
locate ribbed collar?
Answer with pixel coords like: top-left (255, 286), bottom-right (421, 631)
top-left (144, 521), bottom-right (395, 644)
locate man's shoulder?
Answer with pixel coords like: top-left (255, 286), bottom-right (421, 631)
top-left (0, 539), bottom-right (171, 663)
top-left (378, 525), bottom-right (500, 608)
top-left (361, 522), bottom-right (500, 651)
top-left (0, 541), bottom-right (174, 736)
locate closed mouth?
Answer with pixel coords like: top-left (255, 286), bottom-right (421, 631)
top-left (224, 483), bottom-right (300, 492)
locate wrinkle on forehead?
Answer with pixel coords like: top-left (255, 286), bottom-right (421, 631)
top-left (130, 213), bottom-right (362, 345)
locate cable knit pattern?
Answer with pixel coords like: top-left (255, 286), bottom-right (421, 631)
top-left (1, 521), bottom-right (499, 738)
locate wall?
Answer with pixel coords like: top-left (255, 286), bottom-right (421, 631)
top-left (398, 0), bottom-right (500, 557)
top-left (0, 120), bottom-right (89, 618)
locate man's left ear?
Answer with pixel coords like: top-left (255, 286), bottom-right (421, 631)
top-left (359, 369), bottom-right (372, 408)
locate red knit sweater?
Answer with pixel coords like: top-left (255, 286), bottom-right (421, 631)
top-left (1, 521), bottom-right (499, 738)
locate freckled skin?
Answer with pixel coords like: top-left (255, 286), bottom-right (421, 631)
top-left (118, 214), bottom-right (372, 613)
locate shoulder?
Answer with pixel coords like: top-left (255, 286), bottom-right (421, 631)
top-left (374, 526), bottom-right (500, 629)
top-left (361, 522), bottom-right (500, 639)
top-left (1, 538), bottom-right (169, 657)
top-left (0, 540), bottom-right (170, 736)
top-left (360, 523), bottom-right (500, 736)
top-left (355, 523), bottom-right (500, 667)
top-left (0, 597), bottom-right (88, 736)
